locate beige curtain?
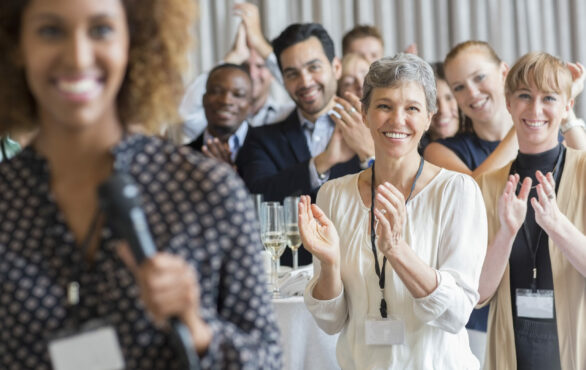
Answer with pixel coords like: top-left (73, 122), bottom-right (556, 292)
top-left (192, 0), bottom-right (586, 117)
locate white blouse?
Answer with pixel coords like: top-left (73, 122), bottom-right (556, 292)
top-left (304, 169), bottom-right (487, 370)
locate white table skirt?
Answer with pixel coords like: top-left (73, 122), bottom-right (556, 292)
top-left (273, 296), bottom-right (340, 370)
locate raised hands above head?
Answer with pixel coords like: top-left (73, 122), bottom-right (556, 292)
top-left (233, 2), bottom-right (272, 58)
top-left (224, 23), bottom-right (250, 65)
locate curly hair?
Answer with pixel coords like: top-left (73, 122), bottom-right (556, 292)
top-left (0, 0), bottom-right (196, 135)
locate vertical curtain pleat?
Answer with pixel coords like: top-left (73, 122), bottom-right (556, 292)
top-left (192, 0), bottom-right (586, 118)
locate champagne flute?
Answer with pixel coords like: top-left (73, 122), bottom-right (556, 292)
top-left (251, 194), bottom-right (263, 224)
top-left (283, 196), bottom-right (302, 270)
top-left (260, 202), bottom-right (287, 298)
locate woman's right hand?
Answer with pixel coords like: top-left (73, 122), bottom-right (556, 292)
top-left (498, 174), bottom-right (531, 235)
top-left (298, 195), bottom-right (340, 269)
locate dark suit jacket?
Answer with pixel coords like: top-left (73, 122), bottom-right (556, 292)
top-left (186, 134), bottom-right (205, 152)
top-left (236, 110), bottom-right (361, 266)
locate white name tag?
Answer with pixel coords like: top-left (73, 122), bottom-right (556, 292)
top-left (516, 289), bottom-right (554, 319)
top-left (49, 325), bottom-right (125, 370)
top-left (365, 318), bottom-right (405, 346)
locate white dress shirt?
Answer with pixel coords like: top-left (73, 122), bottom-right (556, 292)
top-left (304, 170), bottom-right (486, 369)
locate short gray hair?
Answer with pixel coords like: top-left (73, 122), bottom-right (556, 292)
top-left (361, 53), bottom-right (437, 113)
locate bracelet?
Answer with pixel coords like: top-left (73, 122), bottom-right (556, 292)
top-left (560, 118), bottom-right (586, 134)
top-left (360, 156), bottom-right (375, 169)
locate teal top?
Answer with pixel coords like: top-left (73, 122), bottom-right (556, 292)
top-left (0, 137), bottom-right (21, 162)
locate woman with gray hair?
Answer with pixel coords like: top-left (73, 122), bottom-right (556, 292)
top-left (299, 53), bottom-right (487, 369)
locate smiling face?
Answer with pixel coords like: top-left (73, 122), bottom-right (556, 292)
top-left (280, 37), bottom-right (341, 122)
top-left (203, 67), bottom-right (252, 139)
top-left (444, 48), bottom-right (508, 126)
top-left (19, 0), bottom-right (129, 132)
top-left (430, 78), bottom-right (459, 139)
top-left (244, 49), bottom-right (272, 105)
top-left (362, 82), bottom-right (432, 160)
top-left (507, 80), bottom-right (571, 154)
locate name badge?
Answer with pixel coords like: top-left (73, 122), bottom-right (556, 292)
top-left (365, 318), bottom-right (405, 346)
top-left (49, 325), bottom-right (125, 370)
top-left (516, 289), bottom-right (554, 319)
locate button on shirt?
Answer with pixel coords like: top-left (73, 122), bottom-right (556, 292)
top-left (0, 134), bottom-right (282, 369)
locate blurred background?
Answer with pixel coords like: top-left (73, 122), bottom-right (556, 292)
top-left (192, 0), bottom-right (586, 117)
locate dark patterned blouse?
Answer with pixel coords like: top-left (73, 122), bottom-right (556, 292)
top-left (0, 134), bottom-right (282, 370)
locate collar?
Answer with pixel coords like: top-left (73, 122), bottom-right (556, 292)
top-left (296, 105), bottom-right (340, 130)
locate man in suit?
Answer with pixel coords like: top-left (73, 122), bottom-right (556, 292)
top-left (187, 64), bottom-right (252, 167)
top-left (237, 23), bottom-right (375, 266)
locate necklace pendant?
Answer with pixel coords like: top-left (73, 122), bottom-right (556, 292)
top-left (67, 281), bottom-right (80, 306)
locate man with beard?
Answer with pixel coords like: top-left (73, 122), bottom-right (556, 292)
top-left (187, 64), bottom-right (252, 168)
top-left (237, 23), bottom-right (374, 266)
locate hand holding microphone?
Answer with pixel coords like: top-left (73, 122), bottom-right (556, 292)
top-left (99, 172), bottom-right (209, 369)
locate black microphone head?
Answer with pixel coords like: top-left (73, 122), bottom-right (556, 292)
top-left (98, 172), bottom-right (156, 262)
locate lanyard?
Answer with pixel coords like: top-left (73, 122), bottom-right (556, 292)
top-left (370, 156), bottom-right (424, 318)
top-left (510, 145), bottom-right (565, 293)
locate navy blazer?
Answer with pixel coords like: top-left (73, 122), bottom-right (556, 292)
top-left (186, 134), bottom-right (205, 152)
top-left (236, 110), bottom-right (361, 266)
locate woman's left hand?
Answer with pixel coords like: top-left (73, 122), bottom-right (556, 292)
top-left (531, 170), bottom-right (562, 233)
top-left (373, 182), bottom-right (406, 256)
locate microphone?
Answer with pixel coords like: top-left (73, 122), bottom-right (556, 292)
top-left (98, 172), bottom-right (201, 370)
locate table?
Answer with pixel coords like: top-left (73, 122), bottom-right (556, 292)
top-left (273, 296), bottom-right (340, 370)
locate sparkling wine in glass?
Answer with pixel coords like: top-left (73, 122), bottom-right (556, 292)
top-left (260, 202), bottom-right (286, 298)
top-left (283, 196), bottom-right (302, 270)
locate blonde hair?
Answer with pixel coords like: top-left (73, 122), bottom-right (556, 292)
top-left (505, 51), bottom-right (572, 99)
top-left (0, 0), bottom-right (196, 135)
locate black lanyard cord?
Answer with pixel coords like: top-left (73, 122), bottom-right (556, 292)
top-left (511, 145), bottom-right (565, 293)
top-left (370, 156), bottom-right (424, 318)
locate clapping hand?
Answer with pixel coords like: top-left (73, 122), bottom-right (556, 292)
top-left (498, 174), bottom-right (531, 236)
top-left (224, 23), bottom-right (250, 65)
top-left (568, 61), bottom-right (585, 100)
top-left (331, 93), bottom-right (374, 162)
top-left (373, 182), bottom-right (407, 256)
top-left (531, 170), bottom-right (562, 233)
top-left (297, 195), bottom-right (340, 268)
top-left (202, 138), bottom-right (236, 170)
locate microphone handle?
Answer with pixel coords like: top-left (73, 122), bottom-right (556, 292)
top-left (170, 318), bottom-right (201, 370)
top-left (125, 209), bottom-right (201, 370)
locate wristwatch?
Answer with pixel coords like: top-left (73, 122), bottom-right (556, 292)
top-left (360, 156), bottom-right (375, 169)
top-left (560, 118), bottom-right (586, 134)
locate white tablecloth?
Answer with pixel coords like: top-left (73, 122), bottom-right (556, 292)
top-left (273, 296), bottom-right (340, 370)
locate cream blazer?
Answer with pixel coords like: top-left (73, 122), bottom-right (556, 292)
top-left (476, 147), bottom-right (586, 370)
